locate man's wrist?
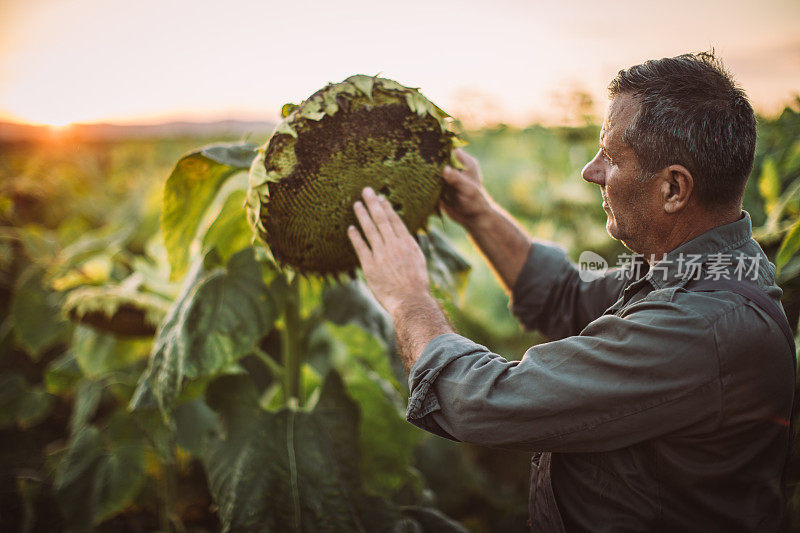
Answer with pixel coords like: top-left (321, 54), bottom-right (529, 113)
top-left (462, 199), bottom-right (500, 236)
top-left (390, 292), bottom-right (454, 372)
top-left (389, 292), bottom-right (440, 323)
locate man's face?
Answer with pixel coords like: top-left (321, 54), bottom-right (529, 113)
top-left (582, 94), bottom-right (659, 252)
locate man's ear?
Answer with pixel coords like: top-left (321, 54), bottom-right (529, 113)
top-left (660, 164), bottom-right (693, 214)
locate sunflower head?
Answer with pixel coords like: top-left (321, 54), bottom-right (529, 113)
top-left (246, 75), bottom-right (459, 275)
top-left (63, 285), bottom-right (170, 337)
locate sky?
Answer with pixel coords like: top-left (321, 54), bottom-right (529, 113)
top-left (0, 0), bottom-right (798, 128)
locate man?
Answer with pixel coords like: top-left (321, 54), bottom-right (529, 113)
top-left (347, 52), bottom-right (795, 531)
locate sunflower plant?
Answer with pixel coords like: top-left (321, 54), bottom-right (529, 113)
top-left (111, 75), bottom-right (472, 531)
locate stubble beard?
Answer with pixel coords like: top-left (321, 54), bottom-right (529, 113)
top-left (604, 199), bottom-right (647, 255)
top-left (603, 171), bottom-right (654, 255)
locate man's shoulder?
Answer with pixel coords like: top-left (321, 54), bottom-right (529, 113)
top-left (643, 284), bottom-right (760, 319)
top-left (629, 280), bottom-right (788, 351)
top-left (639, 235), bottom-right (781, 327)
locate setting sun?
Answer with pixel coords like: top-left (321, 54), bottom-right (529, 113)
top-left (46, 122), bottom-right (73, 134)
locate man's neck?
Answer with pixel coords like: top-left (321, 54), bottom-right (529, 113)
top-left (640, 209), bottom-right (743, 263)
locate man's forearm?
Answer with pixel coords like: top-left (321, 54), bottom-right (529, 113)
top-left (464, 201), bottom-right (533, 292)
top-left (391, 294), bottom-right (453, 372)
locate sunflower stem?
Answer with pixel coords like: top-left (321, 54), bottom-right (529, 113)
top-left (282, 275), bottom-right (303, 406)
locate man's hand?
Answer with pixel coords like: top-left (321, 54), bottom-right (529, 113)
top-left (347, 187), bottom-right (430, 317)
top-left (348, 187), bottom-right (454, 370)
top-left (443, 148), bottom-right (533, 291)
top-left (441, 148), bottom-right (494, 229)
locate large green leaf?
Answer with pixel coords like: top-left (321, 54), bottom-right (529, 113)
top-left (54, 418), bottom-right (146, 530)
top-left (15, 388), bottom-right (53, 428)
top-left (322, 281), bottom-right (406, 384)
top-left (54, 427), bottom-right (105, 531)
top-left (55, 227), bottom-right (131, 275)
top-left (15, 226), bottom-right (59, 265)
top-left (326, 323), bottom-right (399, 387)
top-left (203, 372), bottom-right (463, 532)
top-left (69, 379), bottom-right (104, 436)
top-left (71, 326), bottom-right (150, 378)
top-left (202, 190), bottom-right (253, 264)
top-left (203, 372), bottom-right (365, 532)
top-left (0, 374), bottom-right (54, 428)
top-left (343, 362), bottom-right (421, 497)
top-left (130, 248), bottom-right (283, 416)
top-left (161, 142), bottom-right (258, 280)
top-left (755, 176), bottom-right (800, 239)
top-left (309, 322), bottom-right (415, 493)
top-left (0, 316), bottom-right (12, 365)
top-left (206, 373), bottom-right (373, 531)
top-left (174, 397), bottom-right (219, 456)
top-left (758, 157), bottom-right (781, 215)
top-left (10, 265), bottom-right (71, 358)
top-left (416, 226), bottom-right (471, 301)
top-left (323, 281), bottom-right (394, 347)
top-left (44, 352), bottom-right (83, 395)
top-left (777, 217), bottom-right (800, 271)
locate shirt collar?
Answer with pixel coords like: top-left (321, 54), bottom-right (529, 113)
top-left (630, 211), bottom-right (754, 290)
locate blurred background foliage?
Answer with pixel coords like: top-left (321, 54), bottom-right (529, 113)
top-left (1, 97), bottom-right (799, 531)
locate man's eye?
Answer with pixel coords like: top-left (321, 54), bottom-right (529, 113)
top-left (601, 149), bottom-right (614, 164)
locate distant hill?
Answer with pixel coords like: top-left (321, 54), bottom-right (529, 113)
top-left (0, 119), bottom-right (277, 142)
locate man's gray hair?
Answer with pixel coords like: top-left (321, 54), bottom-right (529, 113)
top-left (609, 51), bottom-right (757, 207)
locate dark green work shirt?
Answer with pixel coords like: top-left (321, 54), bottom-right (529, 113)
top-left (406, 212), bottom-right (795, 531)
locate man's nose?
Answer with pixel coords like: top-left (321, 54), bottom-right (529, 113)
top-left (582, 150), bottom-right (606, 186)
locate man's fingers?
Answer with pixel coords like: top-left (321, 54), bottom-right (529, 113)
top-left (380, 195), bottom-right (410, 239)
top-left (455, 148), bottom-right (477, 171)
top-left (442, 165), bottom-right (462, 185)
top-left (354, 200), bottom-right (383, 247)
top-left (446, 150), bottom-right (480, 188)
top-left (347, 225), bottom-right (372, 264)
top-left (361, 187), bottom-right (397, 238)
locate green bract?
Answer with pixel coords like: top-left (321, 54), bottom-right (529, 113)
top-left (246, 74), bottom-right (459, 274)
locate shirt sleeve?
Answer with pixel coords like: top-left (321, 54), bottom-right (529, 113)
top-left (511, 243), bottom-right (627, 339)
top-left (406, 300), bottom-right (723, 453)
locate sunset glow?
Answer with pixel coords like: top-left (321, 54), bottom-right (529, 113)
top-left (1, 0), bottom-right (798, 128)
